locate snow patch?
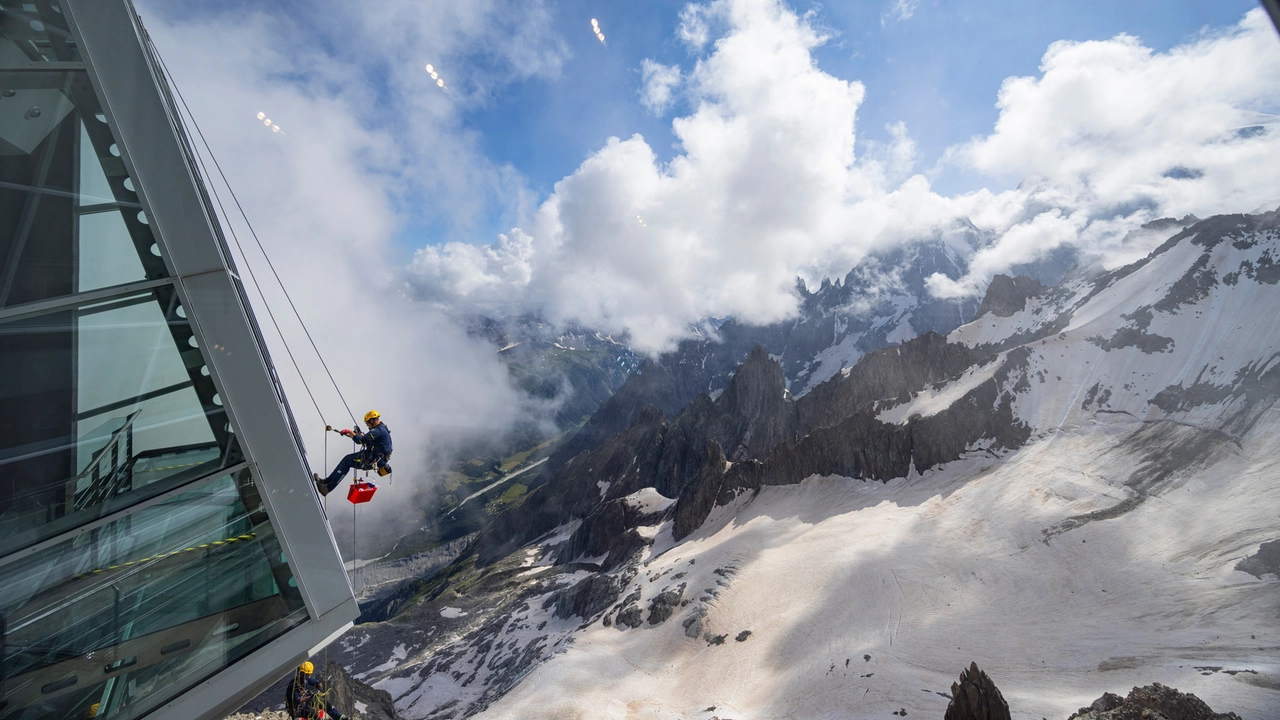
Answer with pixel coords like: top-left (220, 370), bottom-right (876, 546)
top-left (878, 355), bottom-right (1007, 424)
top-left (622, 487), bottom-right (676, 514)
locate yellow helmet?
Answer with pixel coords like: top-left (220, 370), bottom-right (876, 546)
top-left (299, 661), bottom-right (314, 675)
top-left (363, 410), bottom-right (380, 423)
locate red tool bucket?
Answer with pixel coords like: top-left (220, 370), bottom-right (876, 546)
top-left (347, 481), bottom-right (377, 504)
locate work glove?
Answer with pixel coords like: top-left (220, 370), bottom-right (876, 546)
top-left (340, 429), bottom-right (353, 437)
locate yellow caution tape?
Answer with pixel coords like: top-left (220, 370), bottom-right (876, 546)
top-left (75, 532), bottom-right (257, 579)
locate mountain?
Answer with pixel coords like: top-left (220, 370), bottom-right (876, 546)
top-left (531, 221), bottom-right (1082, 489)
top-left (465, 313), bottom-right (640, 443)
top-left (291, 210), bottom-right (1278, 719)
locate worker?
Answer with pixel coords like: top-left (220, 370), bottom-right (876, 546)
top-left (314, 410), bottom-right (392, 496)
top-left (285, 661), bottom-right (352, 720)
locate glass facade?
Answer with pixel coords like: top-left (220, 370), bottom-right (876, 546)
top-left (0, 472), bottom-right (307, 720)
top-left (0, 2), bottom-right (356, 718)
top-left (0, 4), bottom-right (238, 558)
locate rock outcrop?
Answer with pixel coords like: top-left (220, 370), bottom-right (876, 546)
top-left (322, 662), bottom-right (399, 720)
top-left (943, 662), bottom-right (1011, 720)
top-left (976, 274), bottom-right (1044, 318)
top-left (1067, 683), bottom-right (1242, 720)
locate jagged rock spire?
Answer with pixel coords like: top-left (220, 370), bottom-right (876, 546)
top-left (944, 662), bottom-right (1011, 720)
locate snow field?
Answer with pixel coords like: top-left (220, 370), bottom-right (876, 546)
top-left (477, 409), bottom-right (1280, 719)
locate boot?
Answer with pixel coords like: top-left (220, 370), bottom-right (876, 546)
top-left (313, 473), bottom-right (330, 496)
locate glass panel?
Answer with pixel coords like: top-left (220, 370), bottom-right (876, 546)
top-left (0, 0), bottom-right (80, 63)
top-left (0, 471), bottom-right (308, 720)
top-left (0, 287), bottom-right (240, 556)
top-left (0, 50), bottom-right (165, 310)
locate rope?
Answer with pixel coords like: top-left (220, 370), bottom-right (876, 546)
top-left (150, 45), bottom-right (359, 428)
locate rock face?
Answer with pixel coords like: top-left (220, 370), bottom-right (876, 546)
top-left (646, 582), bottom-right (686, 624)
top-left (1067, 683), bottom-right (1243, 720)
top-left (943, 662), bottom-right (1011, 720)
top-left (976, 274), bottom-right (1044, 318)
top-left (322, 662), bottom-right (399, 720)
top-left (551, 569), bottom-right (636, 622)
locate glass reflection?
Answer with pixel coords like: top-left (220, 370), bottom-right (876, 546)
top-left (0, 471), bottom-right (308, 720)
top-left (0, 289), bottom-right (240, 556)
top-left (1, 56), bottom-right (165, 310)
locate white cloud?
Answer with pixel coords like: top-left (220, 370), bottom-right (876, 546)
top-left (134, 0), bottom-right (568, 521)
top-left (881, 0), bottom-right (919, 27)
top-left (407, 4), bottom-right (1280, 354)
top-left (930, 9), bottom-right (1280, 290)
top-left (640, 59), bottom-right (683, 115)
top-left (409, 229), bottom-right (534, 308)
top-left (678, 3), bottom-right (714, 50)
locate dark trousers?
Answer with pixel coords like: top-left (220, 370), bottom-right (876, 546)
top-left (324, 451), bottom-right (369, 493)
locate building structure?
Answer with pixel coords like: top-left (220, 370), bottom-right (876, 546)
top-left (0, 1), bottom-right (358, 718)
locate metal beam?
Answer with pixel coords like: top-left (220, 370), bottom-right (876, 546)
top-left (0, 277), bottom-right (170, 323)
top-left (1262, 0), bottom-right (1280, 36)
top-left (74, 379), bottom-right (193, 421)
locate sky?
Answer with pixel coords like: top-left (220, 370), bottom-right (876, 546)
top-left (132, 0), bottom-right (1280, 515)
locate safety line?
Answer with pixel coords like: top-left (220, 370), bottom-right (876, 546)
top-left (151, 46), bottom-right (359, 427)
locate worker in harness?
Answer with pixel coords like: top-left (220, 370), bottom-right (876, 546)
top-left (314, 410), bottom-right (393, 496)
top-left (285, 661), bottom-right (353, 720)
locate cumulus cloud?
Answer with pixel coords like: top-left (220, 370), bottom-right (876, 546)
top-left (928, 9), bottom-right (1280, 295)
top-left (640, 59), bottom-right (683, 115)
top-left (409, 3), bottom-right (1280, 348)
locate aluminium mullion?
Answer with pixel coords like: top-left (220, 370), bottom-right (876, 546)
top-left (0, 277), bottom-right (172, 323)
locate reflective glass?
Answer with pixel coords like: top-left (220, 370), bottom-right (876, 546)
top-left (0, 1), bottom-right (82, 63)
top-left (0, 288), bottom-right (240, 556)
top-left (0, 59), bottom-right (164, 310)
top-left (0, 471), bottom-right (308, 720)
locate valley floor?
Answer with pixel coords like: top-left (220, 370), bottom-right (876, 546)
top-left (467, 409), bottom-right (1280, 719)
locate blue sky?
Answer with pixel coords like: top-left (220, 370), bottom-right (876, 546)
top-left (145, 0), bottom-right (1264, 255)
top-left (143, 0), bottom-right (1279, 354)
top-left (458, 0), bottom-right (1261, 222)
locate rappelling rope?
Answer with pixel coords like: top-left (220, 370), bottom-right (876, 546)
top-left (150, 42), bottom-right (359, 429)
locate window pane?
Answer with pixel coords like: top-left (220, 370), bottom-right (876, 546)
top-left (0, 2), bottom-right (82, 63)
top-left (0, 64), bottom-right (166, 309)
top-left (0, 471), bottom-right (308, 720)
top-left (0, 287), bottom-right (240, 556)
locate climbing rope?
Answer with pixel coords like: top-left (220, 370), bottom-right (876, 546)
top-left (150, 43), bottom-right (359, 429)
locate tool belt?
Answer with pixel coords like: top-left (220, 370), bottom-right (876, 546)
top-left (354, 449), bottom-right (392, 476)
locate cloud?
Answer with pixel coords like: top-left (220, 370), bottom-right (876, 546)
top-left (412, 0), bottom-right (903, 354)
top-left (640, 59), bottom-right (683, 115)
top-left (133, 0), bottom-right (569, 526)
top-left (881, 0), bottom-right (919, 27)
top-left (929, 8), bottom-right (1280, 291)
top-left (407, 4), bottom-right (1280, 354)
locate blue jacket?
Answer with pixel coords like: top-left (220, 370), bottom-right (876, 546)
top-left (354, 423), bottom-right (392, 457)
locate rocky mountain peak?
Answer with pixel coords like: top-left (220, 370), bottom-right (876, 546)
top-left (976, 274), bottom-right (1045, 318)
top-left (718, 345), bottom-right (787, 416)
